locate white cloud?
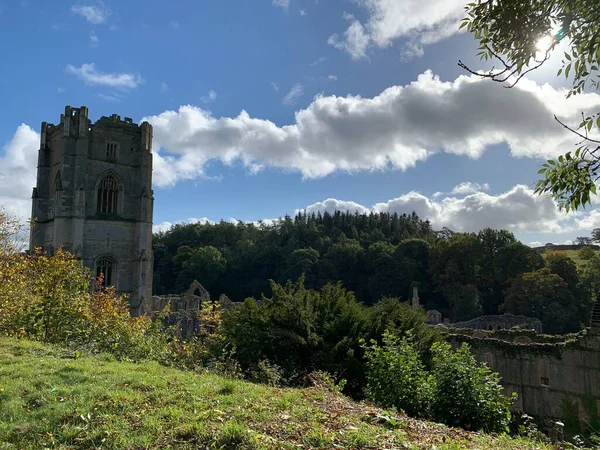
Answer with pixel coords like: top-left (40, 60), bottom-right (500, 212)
top-left (153, 184), bottom-right (600, 238)
top-left (89, 31), bottom-right (99, 47)
top-left (57, 87), bottom-right (66, 93)
top-left (201, 90), bottom-right (218, 104)
top-left (71, 2), bottom-right (111, 24)
top-left (373, 185), bottom-right (567, 233)
top-left (270, 82), bottom-right (280, 92)
top-left (160, 82), bottom-right (169, 93)
top-left (282, 83), bottom-right (304, 105)
top-left (328, 13), bottom-right (370, 60)
top-left (170, 21), bottom-right (179, 29)
top-left (328, 75), bottom-right (338, 81)
top-left (272, 0), bottom-right (289, 11)
top-left (528, 241), bottom-right (543, 247)
top-left (66, 63), bottom-right (143, 90)
top-left (0, 125), bottom-right (39, 221)
top-left (433, 181), bottom-right (490, 197)
top-left (297, 198), bottom-right (371, 216)
top-left (329, 0), bottom-right (467, 59)
top-left (299, 9), bottom-right (307, 16)
top-left (294, 186), bottom-right (569, 234)
top-left (141, 71), bottom-right (600, 188)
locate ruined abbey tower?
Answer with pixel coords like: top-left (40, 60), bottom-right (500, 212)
top-left (30, 106), bottom-right (154, 315)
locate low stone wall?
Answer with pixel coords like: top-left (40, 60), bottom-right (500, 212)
top-left (449, 314), bottom-right (542, 333)
top-left (447, 328), bottom-right (600, 430)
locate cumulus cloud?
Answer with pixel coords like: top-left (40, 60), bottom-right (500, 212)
top-left (373, 185), bottom-right (567, 233)
top-left (291, 185), bottom-right (570, 234)
top-left (141, 71), bottom-right (600, 188)
top-left (154, 183), bottom-right (600, 239)
top-left (0, 125), bottom-right (39, 220)
top-left (71, 2), bottom-right (111, 24)
top-left (433, 181), bottom-right (490, 198)
top-left (66, 63), bottom-right (143, 90)
top-left (282, 83), bottom-right (304, 105)
top-left (328, 13), bottom-right (370, 60)
top-left (329, 0), bottom-right (467, 59)
top-left (297, 198), bottom-right (371, 216)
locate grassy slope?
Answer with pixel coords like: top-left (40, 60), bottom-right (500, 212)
top-left (0, 338), bottom-right (554, 450)
top-left (539, 248), bottom-right (597, 270)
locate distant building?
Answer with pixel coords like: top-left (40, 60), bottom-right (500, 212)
top-left (29, 106), bottom-right (154, 315)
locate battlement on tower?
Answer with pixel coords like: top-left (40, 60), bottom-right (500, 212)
top-left (40, 105), bottom-right (153, 152)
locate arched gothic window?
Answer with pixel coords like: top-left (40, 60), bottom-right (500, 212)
top-left (97, 173), bottom-right (120, 214)
top-left (54, 171), bottom-right (62, 191)
top-left (95, 257), bottom-right (115, 286)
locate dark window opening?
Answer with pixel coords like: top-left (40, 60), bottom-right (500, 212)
top-left (97, 174), bottom-right (120, 214)
top-left (106, 142), bottom-right (118, 158)
top-left (54, 171), bottom-right (62, 191)
top-left (96, 257), bottom-right (114, 286)
top-left (541, 377), bottom-right (550, 386)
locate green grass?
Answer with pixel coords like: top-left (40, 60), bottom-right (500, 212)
top-left (541, 248), bottom-right (598, 270)
top-left (0, 338), bottom-right (556, 449)
top-left (561, 249), bottom-right (598, 270)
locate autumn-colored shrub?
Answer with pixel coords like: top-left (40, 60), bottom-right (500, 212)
top-left (0, 246), bottom-right (168, 360)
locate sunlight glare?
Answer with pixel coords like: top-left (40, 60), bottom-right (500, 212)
top-left (536, 35), bottom-right (553, 53)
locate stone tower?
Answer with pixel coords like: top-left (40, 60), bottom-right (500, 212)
top-left (29, 106), bottom-right (154, 316)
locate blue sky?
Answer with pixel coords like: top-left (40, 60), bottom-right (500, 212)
top-left (1, 0), bottom-right (600, 246)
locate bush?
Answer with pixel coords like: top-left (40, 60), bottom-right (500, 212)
top-left (363, 331), bottom-right (431, 418)
top-left (366, 297), bottom-right (441, 361)
top-left (220, 278), bottom-right (369, 391)
top-left (429, 341), bottom-right (513, 433)
top-left (578, 246), bottom-right (595, 261)
top-left (0, 247), bottom-right (169, 361)
top-left (364, 330), bottom-right (513, 432)
top-left (248, 359), bottom-right (284, 386)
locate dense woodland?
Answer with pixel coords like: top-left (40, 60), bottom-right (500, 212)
top-left (153, 211), bottom-right (597, 335)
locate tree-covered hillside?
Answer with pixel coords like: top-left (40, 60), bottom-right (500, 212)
top-left (153, 211), bottom-right (596, 334)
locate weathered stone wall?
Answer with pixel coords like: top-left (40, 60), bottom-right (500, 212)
top-left (449, 314), bottom-right (543, 333)
top-left (448, 328), bottom-right (600, 427)
top-left (30, 106), bottom-right (153, 315)
top-left (146, 281), bottom-right (210, 338)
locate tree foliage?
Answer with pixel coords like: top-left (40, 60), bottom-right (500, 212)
top-left (502, 268), bottom-right (583, 334)
top-left (154, 215), bottom-right (590, 333)
top-left (461, 0), bottom-right (600, 211)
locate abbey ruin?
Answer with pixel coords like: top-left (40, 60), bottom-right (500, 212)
top-left (28, 106), bottom-right (600, 430)
top-left (29, 106), bottom-right (154, 315)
